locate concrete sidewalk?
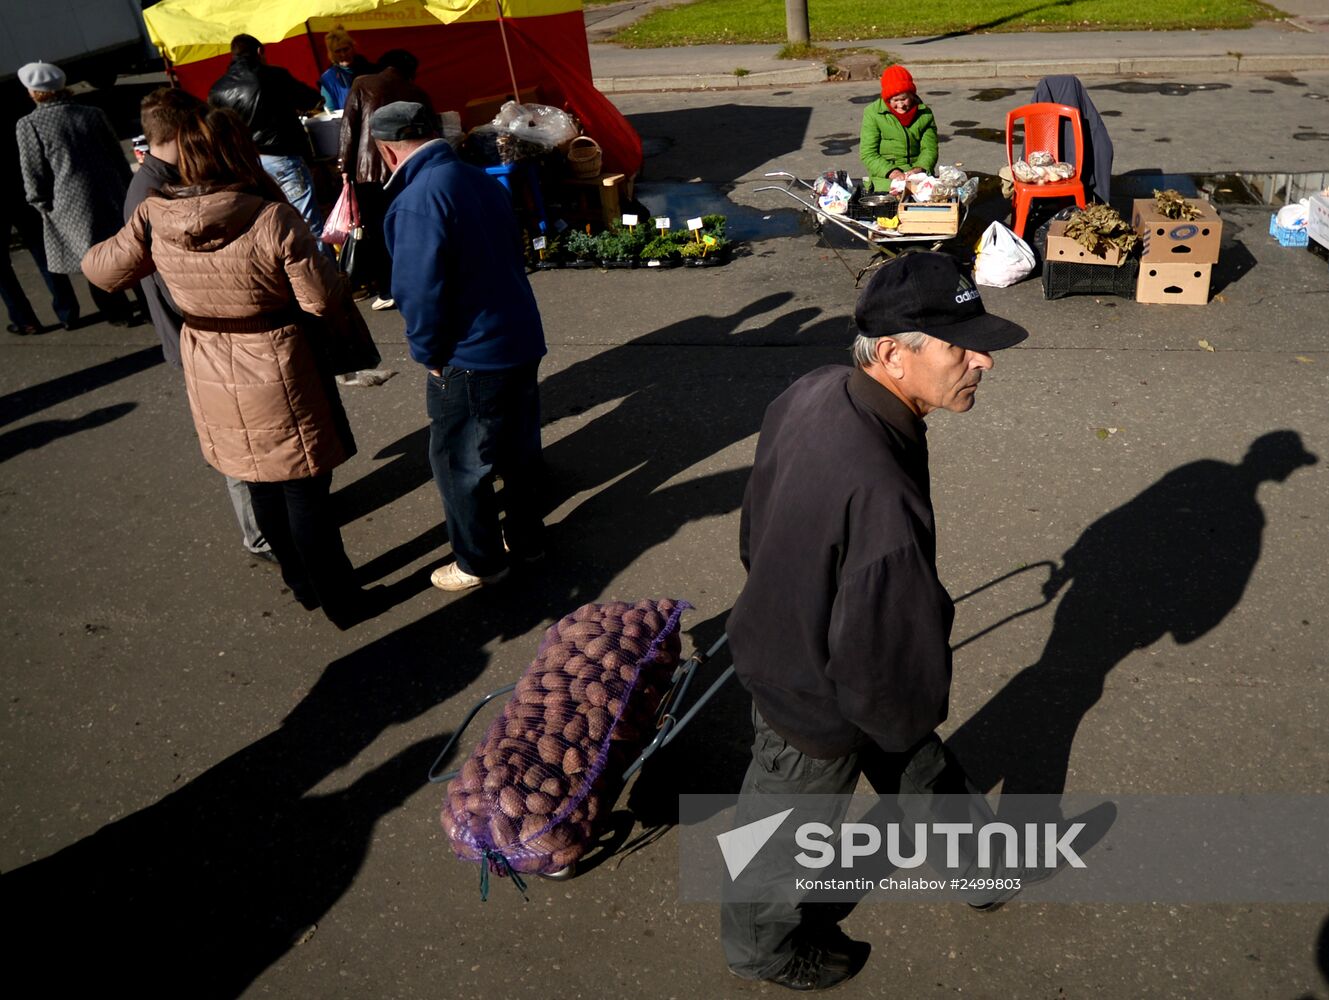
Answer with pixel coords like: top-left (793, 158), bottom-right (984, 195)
top-left (590, 16), bottom-right (1329, 92)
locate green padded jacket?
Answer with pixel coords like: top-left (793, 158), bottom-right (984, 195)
top-left (859, 99), bottom-right (939, 192)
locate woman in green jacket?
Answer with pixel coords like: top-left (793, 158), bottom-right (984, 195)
top-left (859, 64), bottom-right (938, 193)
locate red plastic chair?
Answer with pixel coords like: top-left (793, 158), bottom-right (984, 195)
top-left (1006, 102), bottom-right (1087, 238)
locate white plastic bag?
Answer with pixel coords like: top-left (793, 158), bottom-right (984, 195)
top-left (491, 101), bottom-right (579, 149)
top-left (973, 221), bottom-right (1036, 287)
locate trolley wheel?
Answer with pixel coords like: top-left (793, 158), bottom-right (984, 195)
top-left (537, 863), bottom-right (577, 881)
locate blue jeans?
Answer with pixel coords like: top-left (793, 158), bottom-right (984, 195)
top-left (259, 154), bottom-right (333, 257)
top-left (425, 362), bottom-right (544, 578)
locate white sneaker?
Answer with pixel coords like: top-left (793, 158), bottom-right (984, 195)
top-left (370, 296), bottom-right (396, 311)
top-left (430, 562), bottom-right (510, 592)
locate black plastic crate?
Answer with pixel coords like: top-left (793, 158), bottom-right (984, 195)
top-left (1043, 257), bottom-right (1139, 300)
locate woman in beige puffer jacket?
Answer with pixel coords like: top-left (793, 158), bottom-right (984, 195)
top-left (84, 107), bottom-right (373, 629)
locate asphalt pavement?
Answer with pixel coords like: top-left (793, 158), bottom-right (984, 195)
top-left (1, 50), bottom-right (1328, 1000)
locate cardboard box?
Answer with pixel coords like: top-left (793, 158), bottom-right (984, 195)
top-left (1136, 262), bottom-right (1213, 305)
top-left (1308, 193), bottom-right (1329, 251)
top-left (897, 201), bottom-right (959, 235)
top-left (1045, 220), bottom-right (1126, 266)
top-left (1132, 198), bottom-right (1222, 263)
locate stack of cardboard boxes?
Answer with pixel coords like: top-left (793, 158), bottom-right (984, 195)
top-left (1132, 198), bottom-right (1223, 305)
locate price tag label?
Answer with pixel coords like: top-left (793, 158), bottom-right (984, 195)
top-left (687, 217), bottom-right (704, 231)
top-left (532, 236), bottom-right (547, 250)
top-left (656, 217), bottom-right (671, 230)
top-left (621, 213), bottom-right (639, 227)
top-left (554, 218), bottom-right (569, 233)
top-left (702, 234), bottom-right (717, 246)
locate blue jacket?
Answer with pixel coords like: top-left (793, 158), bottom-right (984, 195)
top-left (383, 140), bottom-right (546, 371)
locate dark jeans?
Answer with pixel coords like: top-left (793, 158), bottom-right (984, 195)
top-left (425, 362), bottom-right (544, 578)
top-left (246, 474), bottom-right (359, 621)
top-left (720, 706), bottom-right (1001, 980)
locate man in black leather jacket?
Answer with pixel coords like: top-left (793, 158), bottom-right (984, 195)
top-left (209, 34), bottom-right (330, 250)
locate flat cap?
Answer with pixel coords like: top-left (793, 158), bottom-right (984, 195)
top-left (18, 61), bottom-right (65, 93)
top-left (369, 101), bottom-right (435, 141)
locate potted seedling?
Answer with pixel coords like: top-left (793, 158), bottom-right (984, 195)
top-left (595, 225), bottom-right (638, 268)
top-left (639, 231), bottom-right (686, 268)
top-left (565, 228), bottom-right (599, 269)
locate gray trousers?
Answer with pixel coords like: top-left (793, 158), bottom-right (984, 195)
top-left (224, 474), bottom-right (269, 554)
top-left (720, 706), bottom-right (1001, 979)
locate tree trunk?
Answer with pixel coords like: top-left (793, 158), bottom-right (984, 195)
top-left (785, 0), bottom-right (810, 45)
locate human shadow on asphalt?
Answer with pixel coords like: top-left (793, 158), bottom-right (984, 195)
top-left (946, 431), bottom-right (1318, 814)
top-left (0, 401), bottom-right (136, 463)
top-left (626, 104), bottom-right (813, 186)
top-left (0, 294), bottom-right (847, 997)
top-left (0, 345), bottom-right (160, 429)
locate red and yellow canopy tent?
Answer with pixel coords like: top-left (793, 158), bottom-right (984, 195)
top-left (141, 0), bottom-right (642, 174)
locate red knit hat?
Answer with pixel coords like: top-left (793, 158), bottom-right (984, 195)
top-left (879, 64), bottom-right (916, 100)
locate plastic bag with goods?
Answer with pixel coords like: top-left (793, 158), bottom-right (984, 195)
top-left (956, 177), bottom-right (980, 205)
top-left (1027, 150), bottom-right (1056, 167)
top-left (442, 599), bottom-right (690, 887)
top-left (936, 164), bottom-right (969, 187)
top-left (491, 101), bottom-right (579, 150)
top-left (973, 221), bottom-right (1036, 287)
top-left (1011, 159), bottom-right (1042, 183)
top-left (814, 170), bottom-right (853, 214)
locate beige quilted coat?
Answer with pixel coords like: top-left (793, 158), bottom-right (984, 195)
top-left (83, 187), bottom-right (353, 481)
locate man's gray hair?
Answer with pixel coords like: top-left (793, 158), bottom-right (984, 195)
top-left (851, 330), bottom-right (929, 368)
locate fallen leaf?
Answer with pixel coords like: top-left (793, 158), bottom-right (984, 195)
top-left (1214, 294), bottom-right (1226, 303)
top-left (1295, 356), bottom-right (1315, 364)
top-left (1095, 428), bottom-right (1110, 440)
top-left (1198, 339), bottom-right (1215, 352)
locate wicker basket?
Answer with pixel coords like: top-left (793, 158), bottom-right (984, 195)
top-left (567, 136), bottom-right (602, 178)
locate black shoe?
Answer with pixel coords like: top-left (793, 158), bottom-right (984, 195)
top-left (6, 322), bottom-right (40, 336)
top-left (762, 940), bottom-right (870, 992)
top-left (250, 549), bottom-right (280, 565)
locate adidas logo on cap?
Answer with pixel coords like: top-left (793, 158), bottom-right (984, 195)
top-left (954, 277), bottom-right (982, 305)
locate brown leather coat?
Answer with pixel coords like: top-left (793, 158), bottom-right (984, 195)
top-left (337, 68), bottom-right (436, 185)
top-left (82, 188), bottom-right (354, 482)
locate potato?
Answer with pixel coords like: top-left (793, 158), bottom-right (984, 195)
top-left (585, 632), bottom-right (614, 661)
top-left (483, 765), bottom-right (510, 792)
top-left (498, 786), bottom-right (524, 819)
top-left (521, 813), bottom-right (548, 840)
top-left (562, 714), bottom-right (587, 743)
top-left (543, 644), bottom-right (572, 670)
top-left (503, 718), bottom-right (524, 739)
top-left (459, 758), bottom-right (483, 793)
top-left (537, 733), bottom-right (563, 765)
top-left (490, 812), bottom-right (517, 848)
top-left (517, 686), bottom-right (546, 706)
top-left (551, 846), bottom-right (581, 870)
top-left (563, 745), bottom-right (586, 775)
top-left (561, 621), bottom-right (603, 645)
top-left (540, 776), bottom-right (565, 797)
top-left (543, 703), bottom-right (571, 731)
top-left (463, 792), bottom-right (488, 815)
top-left (522, 762), bottom-right (551, 788)
top-left (586, 681), bottom-right (608, 707)
top-left (607, 697), bottom-right (625, 718)
top-left (526, 791), bottom-right (555, 815)
top-left (586, 706), bottom-right (610, 741)
top-left (539, 670), bottom-right (567, 693)
top-left (569, 676), bottom-right (589, 702)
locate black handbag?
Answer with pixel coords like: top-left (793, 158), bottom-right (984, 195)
top-left (337, 225), bottom-right (366, 286)
top-left (306, 281), bottom-right (381, 377)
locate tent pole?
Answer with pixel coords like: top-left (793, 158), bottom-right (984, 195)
top-left (496, 0), bottom-right (521, 102)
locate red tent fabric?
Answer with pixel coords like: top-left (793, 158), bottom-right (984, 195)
top-left (166, 10), bottom-right (641, 175)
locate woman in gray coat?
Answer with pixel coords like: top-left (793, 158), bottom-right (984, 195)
top-left (14, 61), bottom-right (137, 327)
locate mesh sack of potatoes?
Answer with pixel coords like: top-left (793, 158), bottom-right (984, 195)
top-left (441, 598), bottom-right (690, 884)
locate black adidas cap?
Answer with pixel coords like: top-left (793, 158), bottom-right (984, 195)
top-left (854, 252), bottom-right (1029, 352)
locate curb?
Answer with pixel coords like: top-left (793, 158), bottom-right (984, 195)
top-left (594, 63), bottom-right (825, 93)
top-left (592, 54), bottom-right (1329, 92)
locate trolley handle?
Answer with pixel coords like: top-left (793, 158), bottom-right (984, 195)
top-left (426, 682), bottom-right (517, 784)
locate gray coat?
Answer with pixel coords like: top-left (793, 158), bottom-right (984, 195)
top-left (16, 95), bottom-right (131, 274)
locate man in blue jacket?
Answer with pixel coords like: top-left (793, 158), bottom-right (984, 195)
top-left (375, 101), bottom-right (547, 592)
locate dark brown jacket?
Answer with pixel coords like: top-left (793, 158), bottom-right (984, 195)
top-left (337, 68), bottom-right (436, 185)
top-left (83, 188), bottom-right (354, 482)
